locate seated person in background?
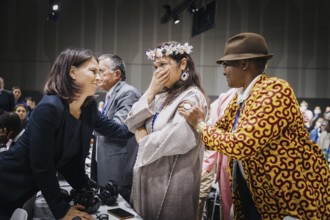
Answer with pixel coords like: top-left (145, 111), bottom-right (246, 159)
top-left (12, 86), bottom-right (26, 106)
top-left (14, 104), bottom-right (28, 129)
top-left (312, 106), bottom-right (322, 122)
top-left (317, 119), bottom-right (330, 161)
top-left (0, 48), bottom-right (132, 220)
top-left (310, 117), bottom-right (325, 143)
top-left (308, 106), bottom-right (322, 132)
top-left (324, 109), bottom-right (330, 120)
top-left (0, 77), bottom-right (15, 112)
top-left (25, 96), bottom-right (36, 119)
top-left (0, 110), bottom-right (23, 152)
top-left (300, 100), bottom-right (313, 129)
top-left (325, 106), bottom-right (330, 114)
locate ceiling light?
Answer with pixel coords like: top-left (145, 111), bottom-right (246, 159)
top-left (173, 15), bottom-right (180, 24)
top-left (52, 4), bottom-right (59, 11)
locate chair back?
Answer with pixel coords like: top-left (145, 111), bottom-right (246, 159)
top-left (10, 208), bottom-right (28, 220)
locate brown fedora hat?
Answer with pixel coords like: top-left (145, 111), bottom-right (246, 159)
top-left (216, 32), bottom-right (273, 64)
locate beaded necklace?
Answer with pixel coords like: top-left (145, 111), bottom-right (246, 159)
top-left (151, 98), bottom-right (165, 132)
top-left (151, 112), bottom-right (159, 132)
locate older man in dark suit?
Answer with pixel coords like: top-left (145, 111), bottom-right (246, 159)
top-left (95, 54), bottom-right (140, 202)
top-left (0, 77), bottom-right (15, 112)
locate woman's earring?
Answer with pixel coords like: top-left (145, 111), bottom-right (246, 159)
top-left (181, 71), bottom-right (188, 81)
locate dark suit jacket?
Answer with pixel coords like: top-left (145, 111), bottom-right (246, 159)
top-left (95, 81), bottom-right (140, 187)
top-left (0, 95), bottom-right (131, 218)
top-left (0, 89), bottom-right (15, 111)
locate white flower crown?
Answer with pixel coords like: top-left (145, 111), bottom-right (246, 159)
top-left (145, 42), bottom-right (193, 60)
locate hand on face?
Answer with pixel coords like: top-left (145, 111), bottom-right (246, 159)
top-left (147, 67), bottom-right (170, 96)
top-left (178, 101), bottom-right (205, 128)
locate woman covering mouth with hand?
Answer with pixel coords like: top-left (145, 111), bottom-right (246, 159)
top-left (125, 41), bottom-right (208, 220)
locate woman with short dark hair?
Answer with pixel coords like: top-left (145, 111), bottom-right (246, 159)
top-left (0, 48), bottom-right (131, 219)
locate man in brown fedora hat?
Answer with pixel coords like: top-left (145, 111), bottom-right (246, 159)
top-left (179, 32), bottom-right (330, 220)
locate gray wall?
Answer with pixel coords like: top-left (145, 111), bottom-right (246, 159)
top-left (0, 0), bottom-right (329, 102)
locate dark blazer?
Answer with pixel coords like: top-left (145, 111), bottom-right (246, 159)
top-left (95, 81), bottom-right (140, 187)
top-left (0, 89), bottom-right (15, 111)
top-left (0, 95), bottom-right (131, 219)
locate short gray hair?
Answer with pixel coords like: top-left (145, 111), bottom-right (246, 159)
top-left (98, 54), bottom-right (126, 81)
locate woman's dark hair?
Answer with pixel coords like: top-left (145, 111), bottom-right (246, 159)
top-left (156, 41), bottom-right (205, 106)
top-left (323, 119), bottom-right (330, 133)
top-left (12, 86), bottom-right (21, 91)
top-left (44, 48), bottom-right (97, 104)
top-left (0, 111), bottom-right (22, 139)
top-left (14, 103), bottom-right (27, 112)
top-left (14, 104), bottom-right (28, 124)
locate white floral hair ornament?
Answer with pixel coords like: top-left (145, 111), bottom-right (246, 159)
top-left (145, 42), bottom-right (193, 60)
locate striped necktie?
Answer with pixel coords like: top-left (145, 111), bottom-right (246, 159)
top-left (101, 94), bottom-right (111, 115)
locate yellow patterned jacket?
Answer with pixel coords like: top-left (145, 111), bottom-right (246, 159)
top-left (202, 74), bottom-right (330, 219)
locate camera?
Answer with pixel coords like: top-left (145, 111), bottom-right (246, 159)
top-left (70, 184), bottom-right (101, 214)
top-left (66, 178), bottom-right (119, 213)
top-left (59, 188), bottom-right (72, 203)
top-left (97, 213), bottom-right (109, 220)
top-left (98, 180), bottom-right (119, 206)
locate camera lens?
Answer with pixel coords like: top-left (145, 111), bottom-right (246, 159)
top-left (98, 213), bottom-right (109, 220)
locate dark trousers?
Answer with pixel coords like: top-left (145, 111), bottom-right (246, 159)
top-left (0, 191), bottom-right (34, 219)
top-left (118, 184), bottom-right (132, 203)
top-left (236, 165), bottom-right (261, 220)
top-left (0, 200), bottom-right (24, 220)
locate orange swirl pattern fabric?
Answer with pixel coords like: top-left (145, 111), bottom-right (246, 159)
top-left (202, 74), bottom-right (330, 220)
